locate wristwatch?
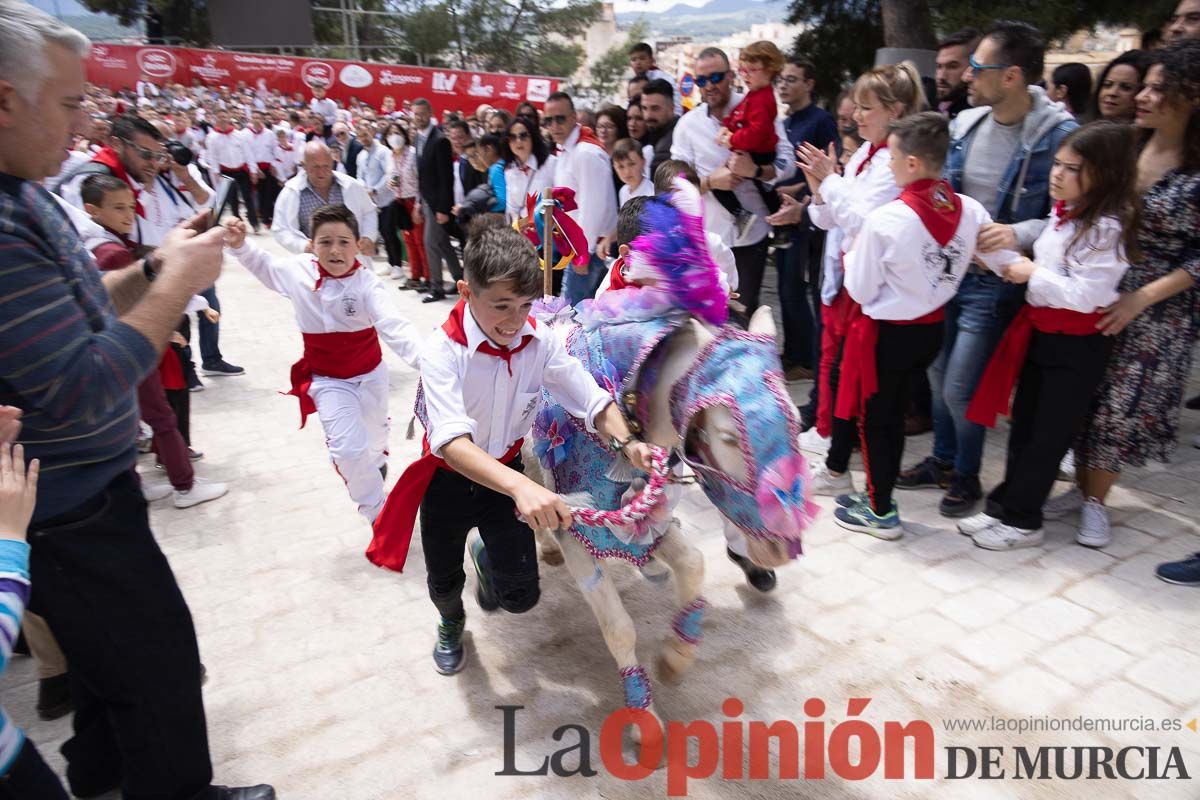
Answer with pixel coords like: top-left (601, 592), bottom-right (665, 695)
top-left (608, 433), bottom-right (638, 454)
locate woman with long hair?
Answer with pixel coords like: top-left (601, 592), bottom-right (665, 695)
top-left (1053, 41), bottom-right (1200, 570)
top-left (1089, 50), bottom-right (1149, 123)
top-left (501, 114), bottom-right (553, 223)
top-left (382, 122), bottom-right (429, 291)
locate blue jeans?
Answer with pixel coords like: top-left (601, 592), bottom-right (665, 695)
top-left (778, 227), bottom-right (815, 367)
top-left (928, 271), bottom-right (1023, 478)
top-left (563, 252), bottom-right (606, 306)
top-left (196, 286), bottom-right (222, 366)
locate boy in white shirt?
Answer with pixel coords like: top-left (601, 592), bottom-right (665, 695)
top-left (367, 224), bottom-right (652, 675)
top-left (832, 112), bottom-right (1018, 539)
top-left (223, 205), bottom-right (421, 523)
top-left (614, 138), bottom-right (653, 207)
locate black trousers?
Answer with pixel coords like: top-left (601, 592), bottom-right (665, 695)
top-left (0, 738), bottom-right (69, 800)
top-left (254, 171), bottom-right (279, 225)
top-left (219, 168), bottom-right (258, 228)
top-left (166, 385), bottom-right (190, 446)
top-left (732, 237), bottom-right (769, 315)
top-left (986, 332), bottom-right (1113, 529)
top-left (379, 202), bottom-right (407, 269)
top-left (27, 471), bottom-right (214, 800)
top-left (859, 321), bottom-right (945, 514)
top-left (419, 456), bottom-right (540, 622)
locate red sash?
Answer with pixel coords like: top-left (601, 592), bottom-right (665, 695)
top-left (159, 347), bottom-right (185, 391)
top-left (257, 161), bottom-right (272, 173)
top-left (284, 328), bottom-right (382, 428)
top-left (966, 306), bottom-right (1104, 427)
top-left (365, 438), bottom-right (524, 572)
top-left (834, 306), bottom-right (945, 421)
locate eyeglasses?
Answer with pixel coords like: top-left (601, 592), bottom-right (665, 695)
top-left (544, 114), bottom-right (571, 126)
top-left (694, 72), bottom-right (727, 89)
top-left (968, 53), bottom-right (1011, 72)
top-left (507, 131), bottom-right (531, 141)
top-left (119, 138), bottom-right (170, 162)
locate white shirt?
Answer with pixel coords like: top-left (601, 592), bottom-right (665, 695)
top-left (204, 128), bottom-right (252, 171)
top-left (243, 125), bottom-right (277, 172)
top-left (669, 93), bottom-right (795, 249)
top-left (139, 166), bottom-right (214, 247)
top-left (503, 154), bottom-right (554, 222)
top-left (136, 80), bottom-right (159, 99)
top-left (843, 194), bottom-right (1019, 320)
top-left (809, 143), bottom-right (899, 304)
top-left (271, 140), bottom-right (301, 183)
top-left (420, 304), bottom-right (612, 458)
top-left (310, 97), bottom-right (338, 126)
top-left (1024, 209), bottom-right (1128, 312)
top-left (553, 125), bottom-right (617, 254)
top-left (272, 170), bottom-right (379, 253)
top-left (228, 240), bottom-right (420, 368)
top-left (619, 177), bottom-right (654, 207)
top-left (356, 142), bottom-right (393, 207)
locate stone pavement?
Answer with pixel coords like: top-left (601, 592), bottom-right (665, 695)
top-left (3, 233), bottom-right (1199, 799)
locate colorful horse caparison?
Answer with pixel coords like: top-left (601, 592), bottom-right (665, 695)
top-left (525, 182), bottom-right (817, 726)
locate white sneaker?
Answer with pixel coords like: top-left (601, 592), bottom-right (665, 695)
top-left (1076, 497), bottom-right (1112, 548)
top-left (174, 478), bottom-right (228, 509)
top-left (388, 265), bottom-right (406, 281)
top-left (957, 511), bottom-right (1001, 536)
top-left (809, 461), bottom-right (854, 497)
top-left (142, 480), bottom-right (173, 502)
top-left (799, 428), bottom-right (832, 456)
top-left (973, 523), bottom-right (1045, 551)
top-left (1057, 449), bottom-right (1075, 481)
top-left (1042, 486), bottom-right (1084, 520)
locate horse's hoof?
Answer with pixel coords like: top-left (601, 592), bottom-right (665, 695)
top-left (540, 547), bottom-right (564, 566)
top-left (656, 649), bottom-right (693, 685)
top-left (727, 547), bottom-right (778, 592)
top-left (638, 557), bottom-right (671, 584)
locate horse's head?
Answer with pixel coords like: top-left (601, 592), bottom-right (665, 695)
top-left (668, 308), bottom-right (817, 564)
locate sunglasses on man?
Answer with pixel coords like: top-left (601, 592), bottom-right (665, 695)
top-left (968, 53), bottom-right (1011, 72)
top-left (694, 72), bottom-right (727, 88)
top-left (119, 138), bottom-right (171, 162)
top-left (544, 114), bottom-right (571, 126)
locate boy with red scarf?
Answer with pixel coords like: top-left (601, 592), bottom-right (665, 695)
top-left (223, 205), bottom-right (421, 522)
top-left (366, 225), bottom-right (652, 676)
top-left (832, 113), bottom-right (1019, 538)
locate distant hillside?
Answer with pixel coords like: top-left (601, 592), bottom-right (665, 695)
top-left (616, 0), bottom-right (790, 37)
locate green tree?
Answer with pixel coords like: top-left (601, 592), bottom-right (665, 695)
top-left (587, 20), bottom-right (649, 102)
top-left (443, 0), bottom-right (601, 76)
top-left (788, 0), bottom-right (1180, 105)
top-left (82, 0), bottom-right (211, 45)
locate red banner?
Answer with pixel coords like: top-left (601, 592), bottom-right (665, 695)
top-left (85, 44), bottom-right (564, 114)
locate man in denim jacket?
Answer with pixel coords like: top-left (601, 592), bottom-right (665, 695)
top-left (897, 20), bottom-right (1077, 517)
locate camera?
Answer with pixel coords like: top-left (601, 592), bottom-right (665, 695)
top-left (165, 140), bottom-right (194, 167)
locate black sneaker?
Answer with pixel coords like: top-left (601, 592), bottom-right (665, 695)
top-left (37, 673), bottom-right (72, 721)
top-left (201, 360), bottom-right (245, 377)
top-left (895, 456), bottom-right (954, 490)
top-left (770, 226), bottom-right (794, 250)
top-left (187, 373), bottom-right (205, 393)
top-left (939, 474), bottom-right (983, 518)
top-left (433, 617), bottom-right (466, 675)
top-left (213, 786), bottom-right (276, 800)
top-left (1155, 553), bottom-right (1200, 586)
top-left (470, 537), bottom-right (499, 611)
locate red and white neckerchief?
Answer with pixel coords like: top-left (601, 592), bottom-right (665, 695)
top-left (1053, 200), bottom-right (1077, 230)
top-left (312, 257), bottom-right (364, 292)
top-left (441, 297), bottom-right (537, 377)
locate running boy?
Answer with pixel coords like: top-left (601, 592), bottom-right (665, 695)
top-left (367, 225), bottom-right (652, 675)
top-left (224, 204), bottom-right (421, 522)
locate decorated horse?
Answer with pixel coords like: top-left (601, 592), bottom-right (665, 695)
top-left (522, 180), bottom-right (818, 725)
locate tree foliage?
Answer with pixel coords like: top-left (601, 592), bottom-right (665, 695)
top-left (788, 0), bottom-right (1180, 106)
top-left (82, 0), bottom-right (211, 46)
top-left (587, 20), bottom-right (649, 103)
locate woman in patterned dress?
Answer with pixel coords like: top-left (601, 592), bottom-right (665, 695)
top-left (1049, 41), bottom-right (1200, 556)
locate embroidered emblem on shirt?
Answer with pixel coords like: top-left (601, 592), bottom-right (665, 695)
top-left (342, 295), bottom-right (358, 316)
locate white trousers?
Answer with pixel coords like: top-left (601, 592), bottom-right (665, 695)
top-left (310, 361), bottom-right (390, 521)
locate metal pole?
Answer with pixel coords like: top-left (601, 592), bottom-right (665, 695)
top-left (540, 197), bottom-right (555, 297)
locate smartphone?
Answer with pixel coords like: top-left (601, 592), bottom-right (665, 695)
top-left (199, 176), bottom-right (236, 232)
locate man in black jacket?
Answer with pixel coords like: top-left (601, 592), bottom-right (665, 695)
top-left (641, 78), bottom-right (678, 177)
top-left (332, 122), bottom-right (363, 179)
top-left (445, 119), bottom-right (485, 245)
top-left (414, 99), bottom-right (460, 302)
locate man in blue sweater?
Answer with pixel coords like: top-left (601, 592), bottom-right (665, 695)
top-left (0, 3), bottom-right (275, 798)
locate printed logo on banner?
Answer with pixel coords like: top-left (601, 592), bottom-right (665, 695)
top-left (526, 78), bottom-right (551, 103)
top-left (90, 45), bottom-right (128, 70)
top-left (432, 72), bottom-right (458, 93)
top-left (379, 70), bottom-right (422, 86)
top-left (301, 62), bottom-right (336, 89)
top-left (192, 53), bottom-right (231, 81)
top-left (340, 64), bottom-right (374, 89)
top-left (500, 78), bottom-right (521, 100)
top-left (467, 75), bottom-right (495, 98)
top-left (136, 48), bottom-right (178, 79)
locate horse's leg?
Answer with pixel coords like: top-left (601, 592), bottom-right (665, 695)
top-left (555, 531), bottom-right (663, 743)
top-left (518, 442), bottom-right (565, 566)
top-left (650, 520), bottom-right (706, 684)
top-left (535, 527), bottom-right (564, 566)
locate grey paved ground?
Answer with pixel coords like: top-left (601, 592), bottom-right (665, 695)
top-left (3, 233), bottom-right (1198, 799)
